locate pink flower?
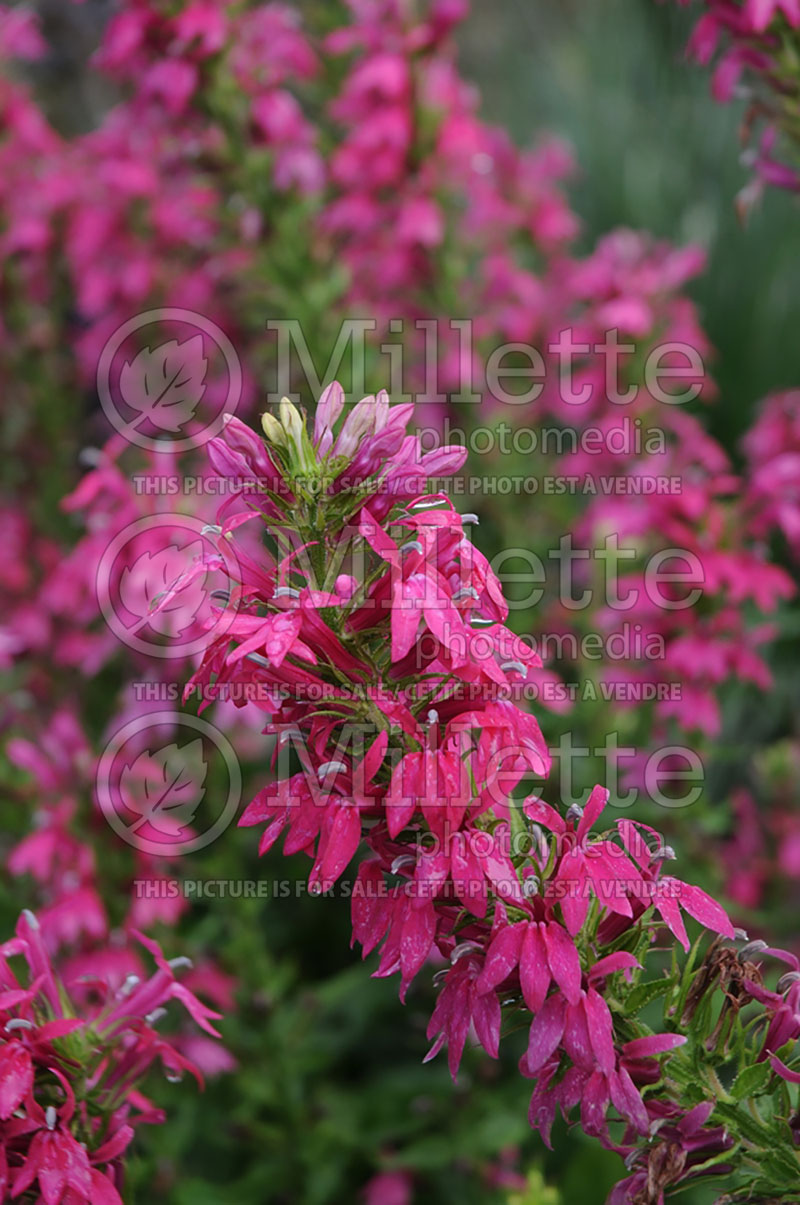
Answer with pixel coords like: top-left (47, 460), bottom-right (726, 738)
top-left (744, 0), bottom-right (800, 31)
top-left (12, 1125), bottom-right (94, 1205)
top-left (0, 5), bottom-right (46, 60)
top-left (363, 1169), bottom-right (413, 1205)
top-left (0, 911), bottom-right (220, 1196)
top-left (0, 1040), bottom-right (33, 1119)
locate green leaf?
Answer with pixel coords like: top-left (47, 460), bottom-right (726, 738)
top-left (626, 978), bottom-right (673, 1012)
top-left (731, 1062), bottom-right (771, 1100)
top-left (714, 1101), bottom-right (773, 1147)
top-left (761, 1145), bottom-right (800, 1184)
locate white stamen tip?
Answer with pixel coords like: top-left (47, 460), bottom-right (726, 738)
top-left (738, 940), bottom-right (768, 960)
top-left (201, 524), bottom-right (223, 537)
top-left (278, 726), bottom-right (302, 746)
top-left (450, 941), bottom-right (481, 964)
top-left (317, 761), bottom-right (347, 780)
top-left (45, 1106), bottom-right (57, 1130)
top-left (167, 956), bottom-right (193, 972)
top-left (274, 586), bottom-right (300, 599)
top-left (120, 974), bottom-right (141, 996)
top-left (21, 909), bottom-right (39, 931)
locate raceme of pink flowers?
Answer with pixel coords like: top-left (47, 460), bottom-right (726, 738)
top-left (179, 391), bottom-right (742, 1161)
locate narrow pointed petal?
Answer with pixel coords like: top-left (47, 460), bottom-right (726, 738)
top-left (563, 995), bottom-right (594, 1071)
top-left (609, 1067), bottom-right (649, 1133)
top-left (0, 1041), bottom-right (32, 1119)
top-left (768, 1053), bottom-right (800, 1084)
top-left (652, 890), bottom-right (690, 952)
top-left (400, 900), bottom-right (436, 994)
top-left (577, 784), bottom-right (609, 842)
top-left (555, 847), bottom-right (589, 935)
top-left (472, 991), bottom-right (501, 1059)
top-left (623, 1034), bottom-right (687, 1060)
top-left (475, 922), bottom-right (524, 995)
top-left (351, 861), bottom-right (390, 955)
top-left (526, 992), bottom-right (566, 1074)
top-left (520, 923), bottom-right (550, 1013)
top-left (584, 988), bottom-right (615, 1075)
top-left (542, 921), bottom-right (582, 1005)
top-left (671, 880), bottom-right (735, 939)
top-left (579, 1069), bottom-right (609, 1137)
top-left (312, 804), bottom-right (361, 887)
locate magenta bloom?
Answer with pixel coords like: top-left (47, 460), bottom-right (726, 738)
top-left (0, 911), bottom-right (220, 1202)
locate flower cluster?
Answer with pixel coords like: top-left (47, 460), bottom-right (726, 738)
top-left (1, 0), bottom-right (745, 994)
top-left (565, 409), bottom-right (794, 741)
top-left (613, 936), bottom-right (800, 1203)
top-left (0, 910), bottom-right (219, 1204)
top-left (1, 0), bottom-right (799, 1195)
top-left (675, 0), bottom-right (800, 197)
top-left (743, 388), bottom-right (800, 558)
top-left (177, 392), bottom-right (800, 1203)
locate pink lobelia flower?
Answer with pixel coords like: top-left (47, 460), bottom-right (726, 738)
top-left (0, 911), bottom-right (220, 1201)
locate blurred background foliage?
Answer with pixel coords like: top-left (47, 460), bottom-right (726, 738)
top-left (459, 0), bottom-right (800, 454)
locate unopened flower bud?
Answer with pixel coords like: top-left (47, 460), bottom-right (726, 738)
top-left (279, 397), bottom-right (304, 445)
top-left (261, 409), bottom-right (287, 447)
top-left (261, 409), bottom-right (285, 448)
